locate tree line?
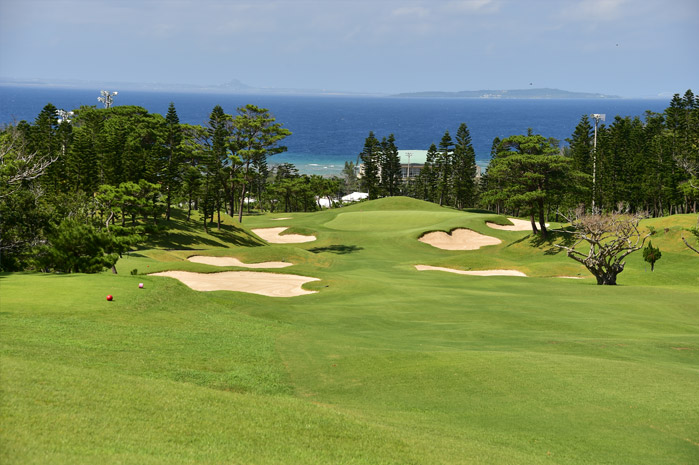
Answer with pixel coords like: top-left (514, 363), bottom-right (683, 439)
top-left (354, 90), bottom-right (698, 238)
top-left (1, 90), bottom-right (696, 272)
top-left (0, 102), bottom-right (346, 272)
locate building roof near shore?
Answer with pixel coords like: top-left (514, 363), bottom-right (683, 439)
top-left (342, 192), bottom-right (369, 202)
top-left (398, 150), bottom-right (428, 165)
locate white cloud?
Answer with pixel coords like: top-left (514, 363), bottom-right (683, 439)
top-left (557, 0), bottom-right (629, 22)
top-left (442, 0), bottom-right (500, 14)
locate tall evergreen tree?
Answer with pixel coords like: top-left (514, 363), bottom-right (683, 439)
top-left (451, 123), bottom-right (477, 209)
top-left (359, 131), bottom-right (381, 199)
top-left (566, 115), bottom-right (594, 207)
top-left (416, 144), bottom-right (438, 202)
top-left (163, 102), bottom-right (183, 220)
top-left (206, 105), bottom-right (231, 229)
top-left (380, 133), bottom-right (402, 196)
top-left (231, 104), bottom-right (291, 223)
top-left (436, 130), bottom-right (454, 206)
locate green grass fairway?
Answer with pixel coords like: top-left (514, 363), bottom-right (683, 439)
top-left (2, 198), bottom-right (698, 464)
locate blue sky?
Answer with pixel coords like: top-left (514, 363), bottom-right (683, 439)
top-left (1, 0), bottom-right (697, 97)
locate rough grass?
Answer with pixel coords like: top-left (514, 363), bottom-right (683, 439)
top-left (2, 197), bottom-right (698, 464)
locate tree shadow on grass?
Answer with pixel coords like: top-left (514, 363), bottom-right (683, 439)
top-left (505, 228), bottom-right (576, 255)
top-left (308, 245), bottom-right (364, 254)
top-left (148, 209), bottom-right (265, 250)
top-left (463, 208), bottom-right (498, 214)
top-left (530, 228), bottom-right (577, 255)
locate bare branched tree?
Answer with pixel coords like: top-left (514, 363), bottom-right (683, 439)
top-left (677, 163), bottom-right (699, 254)
top-left (555, 206), bottom-right (650, 285)
top-left (682, 217), bottom-right (699, 255)
top-left (0, 126), bottom-right (57, 198)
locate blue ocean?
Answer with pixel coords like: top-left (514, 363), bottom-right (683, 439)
top-left (0, 86), bottom-right (670, 175)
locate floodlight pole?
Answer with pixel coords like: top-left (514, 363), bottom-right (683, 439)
top-left (590, 113), bottom-right (605, 211)
top-left (56, 109), bottom-right (74, 124)
top-left (406, 152), bottom-right (413, 180)
top-left (56, 109), bottom-right (74, 159)
top-left (98, 90), bottom-right (118, 109)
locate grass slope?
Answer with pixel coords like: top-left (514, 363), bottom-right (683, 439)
top-left (2, 198), bottom-right (698, 464)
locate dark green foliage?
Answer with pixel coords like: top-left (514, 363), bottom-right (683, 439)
top-left (380, 134), bottom-right (402, 196)
top-left (265, 163), bottom-right (341, 213)
top-left (231, 104), bottom-right (291, 222)
top-left (585, 90), bottom-right (698, 216)
top-left (642, 240), bottom-right (662, 271)
top-left (452, 123), bottom-right (477, 209)
top-left (567, 115), bottom-right (593, 174)
top-left (566, 115), bottom-right (594, 207)
top-left (359, 132), bottom-right (381, 200)
top-left (435, 130), bottom-right (454, 206)
top-left (415, 144), bottom-right (438, 202)
top-left (1, 98), bottom-right (296, 272)
top-left (482, 132), bottom-right (578, 237)
top-left (37, 218), bottom-right (119, 273)
top-left (163, 102), bottom-right (183, 220)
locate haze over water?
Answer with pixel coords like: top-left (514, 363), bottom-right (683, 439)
top-left (0, 86), bottom-right (670, 175)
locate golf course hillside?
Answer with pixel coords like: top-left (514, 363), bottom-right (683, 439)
top-left (2, 197), bottom-right (698, 464)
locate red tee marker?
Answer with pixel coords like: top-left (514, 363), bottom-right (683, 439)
top-left (106, 295), bottom-right (113, 301)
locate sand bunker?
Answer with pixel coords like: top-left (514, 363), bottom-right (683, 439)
top-left (419, 229), bottom-right (501, 250)
top-left (415, 265), bottom-right (527, 277)
top-left (486, 218), bottom-right (550, 231)
top-left (187, 256), bottom-right (292, 269)
top-left (252, 227), bottom-right (316, 244)
top-left (151, 271), bottom-right (319, 297)
top-left (271, 217), bottom-right (292, 221)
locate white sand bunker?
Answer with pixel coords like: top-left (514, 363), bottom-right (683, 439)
top-left (486, 218), bottom-right (550, 231)
top-left (151, 271), bottom-right (319, 297)
top-left (271, 217), bottom-right (292, 221)
top-left (187, 256), bottom-right (292, 269)
top-left (419, 229), bottom-right (501, 250)
top-left (415, 265), bottom-right (527, 277)
top-left (252, 227), bottom-right (316, 244)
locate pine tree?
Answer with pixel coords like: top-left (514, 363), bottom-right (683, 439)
top-left (417, 144), bottom-right (438, 202)
top-left (232, 104), bottom-right (291, 223)
top-left (568, 115), bottom-right (594, 174)
top-left (206, 105), bottom-right (231, 229)
top-left (380, 133), bottom-right (402, 196)
top-left (164, 102), bottom-right (183, 220)
top-left (482, 133), bottom-right (576, 237)
top-left (436, 130), bottom-right (454, 206)
top-left (359, 131), bottom-right (381, 199)
top-left (451, 123), bottom-right (477, 209)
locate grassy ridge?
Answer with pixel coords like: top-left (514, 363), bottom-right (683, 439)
top-left (2, 198), bottom-right (698, 464)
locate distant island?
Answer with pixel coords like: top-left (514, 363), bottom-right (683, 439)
top-left (392, 88), bottom-right (621, 99)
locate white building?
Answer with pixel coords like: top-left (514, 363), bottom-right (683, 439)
top-left (341, 192), bottom-right (369, 203)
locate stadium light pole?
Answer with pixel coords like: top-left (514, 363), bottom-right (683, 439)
top-left (56, 109), bottom-right (74, 124)
top-left (98, 90), bottom-right (118, 109)
top-left (590, 113), bottom-right (605, 211)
